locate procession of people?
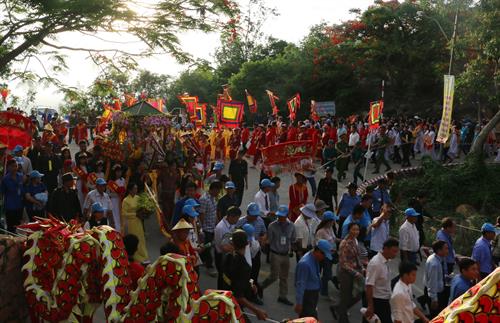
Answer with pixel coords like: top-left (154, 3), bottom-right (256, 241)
top-left (1, 106), bottom-right (499, 322)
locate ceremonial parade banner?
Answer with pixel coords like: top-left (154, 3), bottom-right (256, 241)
top-left (266, 90), bottom-right (280, 116)
top-left (436, 75), bottom-right (455, 144)
top-left (261, 140), bottom-right (314, 166)
top-left (287, 93), bottom-right (301, 121)
top-left (0, 111), bottom-right (34, 149)
top-left (177, 95), bottom-right (198, 115)
top-left (314, 101), bottom-right (336, 116)
top-left (245, 89), bottom-right (257, 114)
top-left (217, 99), bottom-right (244, 128)
top-left (368, 100), bottom-right (383, 129)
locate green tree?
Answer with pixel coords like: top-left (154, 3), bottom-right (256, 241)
top-left (167, 65), bottom-right (218, 107)
top-left (130, 70), bottom-right (170, 98)
top-left (0, 0), bottom-right (236, 82)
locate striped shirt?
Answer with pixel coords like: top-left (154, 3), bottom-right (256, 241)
top-left (199, 193), bottom-right (217, 232)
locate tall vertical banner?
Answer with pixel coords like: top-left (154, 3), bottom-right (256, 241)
top-left (266, 90), bottom-right (280, 116)
top-left (436, 75), bottom-right (455, 143)
top-left (310, 100), bottom-right (319, 122)
top-left (287, 93), bottom-right (301, 121)
top-left (245, 89), bottom-right (257, 114)
top-left (368, 100), bottom-right (384, 130)
top-left (178, 95), bottom-right (199, 115)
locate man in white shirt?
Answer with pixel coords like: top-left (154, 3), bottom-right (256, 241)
top-left (399, 208), bottom-right (420, 265)
top-left (83, 178), bottom-right (113, 227)
top-left (365, 238), bottom-right (399, 323)
top-left (391, 262), bottom-right (429, 323)
top-left (254, 178), bottom-right (275, 222)
top-left (370, 204), bottom-right (391, 254)
top-left (348, 125), bottom-right (360, 148)
top-left (294, 203), bottom-right (319, 261)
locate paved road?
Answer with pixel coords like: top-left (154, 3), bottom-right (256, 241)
top-left (81, 142), bottom-right (494, 322)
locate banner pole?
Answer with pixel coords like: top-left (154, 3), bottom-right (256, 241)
top-left (363, 129), bottom-right (372, 181)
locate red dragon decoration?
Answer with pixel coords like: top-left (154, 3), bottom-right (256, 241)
top-left (20, 216), bottom-right (245, 322)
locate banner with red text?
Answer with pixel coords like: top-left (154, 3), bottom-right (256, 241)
top-left (261, 140), bottom-right (314, 166)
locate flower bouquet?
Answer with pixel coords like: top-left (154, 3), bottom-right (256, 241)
top-left (136, 192), bottom-right (156, 220)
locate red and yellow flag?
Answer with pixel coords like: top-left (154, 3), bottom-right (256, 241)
top-left (266, 90), bottom-right (279, 116)
top-left (245, 89), bottom-right (257, 114)
top-left (368, 100), bottom-right (383, 129)
top-left (287, 93), bottom-right (301, 121)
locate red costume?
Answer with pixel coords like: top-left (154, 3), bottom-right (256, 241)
top-left (288, 183), bottom-right (308, 222)
top-left (328, 126), bottom-right (338, 144)
top-left (278, 128), bottom-right (288, 143)
top-left (73, 122), bottom-right (88, 143)
top-left (41, 132), bottom-right (59, 146)
top-left (228, 131), bottom-right (241, 160)
top-left (214, 133), bottom-right (226, 160)
top-left (287, 126), bottom-right (298, 142)
top-left (265, 127), bottom-right (277, 147)
top-left (241, 127), bottom-right (250, 146)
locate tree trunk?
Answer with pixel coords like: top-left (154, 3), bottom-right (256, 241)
top-left (469, 108), bottom-right (500, 156)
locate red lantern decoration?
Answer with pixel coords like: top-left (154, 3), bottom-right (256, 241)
top-left (1, 87), bottom-right (9, 103)
top-left (113, 98), bottom-right (122, 111)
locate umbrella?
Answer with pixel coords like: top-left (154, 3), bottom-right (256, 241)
top-left (122, 101), bottom-right (164, 116)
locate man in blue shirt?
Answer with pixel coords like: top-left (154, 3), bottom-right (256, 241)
top-left (372, 178), bottom-right (392, 217)
top-left (472, 223), bottom-right (497, 279)
top-left (436, 217), bottom-right (457, 274)
top-left (341, 204), bottom-right (371, 242)
top-left (1, 159), bottom-right (24, 233)
top-left (294, 239), bottom-right (333, 319)
top-left (423, 240), bottom-right (449, 317)
top-left (449, 257), bottom-right (479, 304)
top-left (337, 182), bottom-right (360, 231)
top-left (171, 182), bottom-right (198, 227)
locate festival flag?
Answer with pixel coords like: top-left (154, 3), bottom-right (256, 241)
top-left (217, 99), bottom-right (244, 128)
top-left (310, 100), bottom-right (320, 122)
top-left (368, 100), bottom-right (384, 129)
top-left (112, 98), bottom-right (122, 111)
top-left (192, 103), bottom-right (207, 128)
top-left (287, 93), bottom-right (301, 121)
top-left (245, 89), bottom-right (257, 114)
top-left (266, 90), bottom-right (280, 116)
top-left (124, 93), bottom-right (137, 107)
top-left (178, 95), bottom-right (199, 115)
top-left (436, 75), bottom-right (455, 144)
top-left (210, 104), bottom-right (220, 127)
top-left (147, 98), bottom-right (164, 112)
top-left (220, 84), bottom-right (232, 101)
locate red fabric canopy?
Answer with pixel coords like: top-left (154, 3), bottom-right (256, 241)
top-left (0, 112), bottom-right (34, 149)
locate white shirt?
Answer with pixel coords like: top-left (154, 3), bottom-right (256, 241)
top-left (254, 189), bottom-right (271, 217)
top-left (349, 132), bottom-right (360, 147)
top-left (83, 189), bottom-right (113, 218)
top-left (365, 253), bottom-right (392, 299)
top-left (390, 280), bottom-right (417, 323)
top-left (370, 217), bottom-right (390, 252)
top-left (294, 215), bottom-right (319, 249)
top-left (214, 218), bottom-right (235, 253)
top-left (399, 220), bottom-right (420, 252)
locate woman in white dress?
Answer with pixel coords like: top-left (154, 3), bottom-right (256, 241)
top-left (108, 164), bottom-right (126, 232)
top-left (447, 126), bottom-right (460, 161)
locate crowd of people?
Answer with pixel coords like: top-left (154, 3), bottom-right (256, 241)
top-left (1, 107), bottom-right (499, 322)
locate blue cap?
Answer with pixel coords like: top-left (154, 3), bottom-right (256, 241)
top-left (317, 239), bottom-right (333, 260)
top-left (481, 223), bottom-right (496, 233)
top-left (213, 161), bottom-right (224, 171)
top-left (12, 145), bottom-right (23, 153)
top-left (247, 202), bottom-right (261, 216)
top-left (242, 223), bottom-right (255, 241)
top-left (260, 178), bottom-right (275, 188)
top-left (96, 178), bottom-right (107, 186)
top-left (323, 211), bottom-right (339, 221)
top-left (404, 208), bottom-right (420, 217)
top-left (225, 181), bottom-right (236, 189)
top-left (276, 205), bottom-right (289, 217)
top-left (91, 202), bottom-right (105, 213)
top-left (14, 156), bottom-right (24, 165)
top-left (29, 170), bottom-right (44, 178)
top-left (184, 198), bottom-right (200, 207)
top-left (182, 205), bottom-right (199, 218)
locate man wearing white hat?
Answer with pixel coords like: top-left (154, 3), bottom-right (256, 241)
top-left (294, 203), bottom-right (320, 261)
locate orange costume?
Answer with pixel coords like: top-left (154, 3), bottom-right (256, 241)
top-left (73, 122), bottom-right (88, 144)
top-left (41, 131), bottom-right (59, 146)
top-left (288, 183), bottom-right (308, 222)
top-left (214, 132), bottom-right (226, 161)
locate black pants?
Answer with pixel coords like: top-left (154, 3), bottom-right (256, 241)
top-left (26, 208), bottom-right (45, 222)
top-left (424, 286), bottom-right (449, 318)
top-left (393, 146), bottom-right (401, 163)
top-left (300, 289), bottom-right (319, 318)
top-left (374, 298), bottom-right (392, 323)
top-left (200, 231), bottom-right (214, 268)
top-left (402, 145), bottom-right (411, 166)
top-left (235, 183), bottom-right (244, 207)
top-left (214, 249), bottom-right (224, 289)
top-left (5, 209), bottom-right (23, 233)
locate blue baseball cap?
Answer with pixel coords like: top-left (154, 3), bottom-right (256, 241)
top-left (91, 202), bottom-right (105, 213)
top-left (404, 208), bottom-right (420, 217)
top-left (481, 223), bottom-right (496, 233)
top-left (182, 205), bottom-right (199, 218)
top-left (184, 198), bottom-right (200, 207)
top-left (213, 161), bottom-right (224, 171)
top-left (29, 170), bottom-right (44, 178)
top-left (260, 178), bottom-right (275, 188)
top-left (247, 202), bottom-right (261, 216)
top-left (323, 211), bottom-right (339, 221)
top-left (96, 178), bottom-right (107, 186)
top-left (242, 223), bottom-right (255, 241)
top-left (12, 145), bottom-right (23, 153)
top-left (276, 205), bottom-right (289, 217)
top-left (316, 239), bottom-right (333, 261)
top-left (225, 181), bottom-right (236, 189)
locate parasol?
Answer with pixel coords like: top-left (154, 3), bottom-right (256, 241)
top-left (0, 112), bottom-right (33, 149)
top-left (122, 101), bottom-right (164, 116)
